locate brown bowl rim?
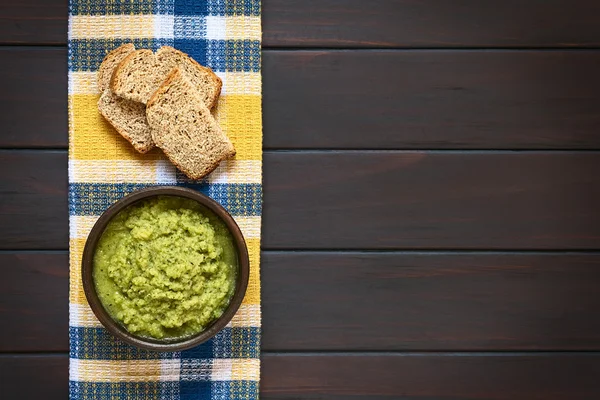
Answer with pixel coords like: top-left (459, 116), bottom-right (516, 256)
top-left (81, 186), bottom-right (250, 352)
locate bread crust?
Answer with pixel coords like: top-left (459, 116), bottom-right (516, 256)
top-left (157, 46), bottom-right (223, 109)
top-left (146, 68), bottom-right (235, 180)
top-left (97, 43), bottom-right (135, 92)
top-left (98, 89), bottom-right (154, 153)
top-left (100, 45), bottom-right (227, 161)
top-left (110, 49), bottom-right (156, 104)
top-left (97, 45), bottom-right (154, 153)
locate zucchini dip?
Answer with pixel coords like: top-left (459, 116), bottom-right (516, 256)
top-left (92, 195), bottom-right (237, 340)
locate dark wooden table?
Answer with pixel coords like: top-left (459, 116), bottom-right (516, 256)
top-left (2, 0), bottom-right (600, 398)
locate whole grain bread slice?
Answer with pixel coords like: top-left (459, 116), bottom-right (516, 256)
top-left (96, 44), bottom-right (154, 153)
top-left (111, 47), bottom-right (222, 108)
top-left (98, 89), bottom-right (154, 153)
top-left (97, 43), bottom-right (135, 92)
top-left (156, 46), bottom-right (222, 109)
top-left (110, 49), bottom-right (165, 104)
top-left (146, 68), bottom-right (235, 179)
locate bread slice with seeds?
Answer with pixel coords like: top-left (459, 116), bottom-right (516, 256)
top-left (96, 44), bottom-right (153, 153)
top-left (146, 68), bottom-right (235, 179)
top-left (111, 47), bottom-right (222, 108)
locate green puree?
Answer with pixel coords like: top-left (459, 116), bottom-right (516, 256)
top-left (93, 195), bottom-right (237, 340)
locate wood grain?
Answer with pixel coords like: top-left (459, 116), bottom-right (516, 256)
top-left (1, 151), bottom-right (599, 250)
top-left (264, 50), bottom-right (600, 149)
top-left (3, 0), bottom-right (600, 48)
top-left (1, 355), bottom-right (69, 399)
top-left (263, 0), bottom-right (600, 48)
top-left (0, 0), bottom-right (66, 45)
top-left (263, 151), bottom-right (600, 250)
top-left (262, 252), bottom-right (600, 350)
top-left (3, 252), bottom-right (600, 352)
top-left (0, 253), bottom-right (68, 351)
top-left (0, 151), bottom-right (67, 249)
top-left (261, 353), bottom-right (600, 400)
top-left (3, 49), bottom-right (600, 149)
top-left (3, 354), bottom-right (600, 399)
top-left (0, 48), bottom-right (67, 148)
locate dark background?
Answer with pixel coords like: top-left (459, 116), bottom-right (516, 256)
top-left (2, 0), bottom-right (600, 398)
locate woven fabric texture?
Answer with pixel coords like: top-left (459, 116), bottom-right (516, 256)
top-left (68, 0), bottom-right (262, 398)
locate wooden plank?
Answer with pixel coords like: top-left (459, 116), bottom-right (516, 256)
top-left (261, 354), bottom-right (600, 399)
top-left (0, 355), bottom-right (68, 399)
top-left (0, 151), bottom-right (68, 249)
top-left (263, 0), bottom-right (600, 48)
top-left (263, 50), bottom-right (600, 149)
top-left (3, 252), bottom-right (600, 352)
top-left (3, 0), bottom-right (600, 48)
top-left (2, 354), bottom-right (600, 399)
top-left (262, 252), bottom-right (600, 350)
top-left (263, 151), bottom-right (600, 250)
top-left (0, 0), bottom-right (66, 45)
top-left (0, 48), bottom-right (67, 148)
top-left (1, 151), bottom-right (600, 250)
top-left (0, 253), bottom-right (68, 352)
top-left (3, 48), bottom-right (600, 149)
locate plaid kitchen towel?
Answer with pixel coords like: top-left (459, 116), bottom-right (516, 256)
top-left (67, 0), bottom-right (262, 398)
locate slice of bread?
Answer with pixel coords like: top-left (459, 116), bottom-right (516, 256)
top-left (97, 44), bottom-right (153, 153)
top-left (98, 89), bottom-right (154, 153)
top-left (146, 68), bottom-right (235, 179)
top-left (97, 43), bottom-right (135, 92)
top-left (110, 49), bottom-right (165, 104)
top-left (156, 46), bottom-right (222, 109)
top-left (111, 47), bottom-right (221, 108)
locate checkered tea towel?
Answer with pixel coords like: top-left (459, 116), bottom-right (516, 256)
top-left (68, 0), bottom-right (262, 398)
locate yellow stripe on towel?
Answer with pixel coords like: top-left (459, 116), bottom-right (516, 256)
top-left (70, 94), bottom-right (261, 161)
top-left (70, 15), bottom-right (157, 39)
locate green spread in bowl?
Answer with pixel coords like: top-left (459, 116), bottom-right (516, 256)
top-left (92, 195), bottom-right (237, 340)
